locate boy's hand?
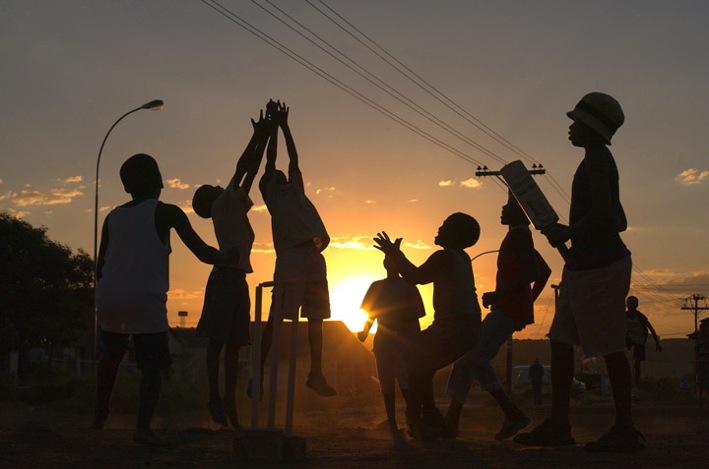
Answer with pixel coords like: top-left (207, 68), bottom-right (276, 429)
top-left (357, 331), bottom-right (368, 342)
top-left (250, 110), bottom-right (269, 134)
top-left (265, 99), bottom-right (279, 120)
top-left (373, 231), bottom-right (402, 255)
top-left (270, 101), bottom-right (289, 127)
top-left (541, 223), bottom-right (570, 248)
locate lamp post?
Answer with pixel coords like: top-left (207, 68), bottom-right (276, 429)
top-left (92, 99), bottom-right (164, 364)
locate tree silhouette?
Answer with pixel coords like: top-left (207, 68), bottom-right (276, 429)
top-left (0, 212), bottom-right (93, 355)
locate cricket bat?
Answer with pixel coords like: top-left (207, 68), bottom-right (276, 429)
top-left (500, 160), bottom-right (571, 263)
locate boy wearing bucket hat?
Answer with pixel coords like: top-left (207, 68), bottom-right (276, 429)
top-left (514, 93), bottom-right (644, 451)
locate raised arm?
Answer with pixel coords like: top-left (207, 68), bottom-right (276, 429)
top-left (373, 231), bottom-right (444, 285)
top-left (232, 110), bottom-right (270, 196)
top-left (276, 102), bottom-right (304, 189)
top-left (258, 107), bottom-right (279, 198)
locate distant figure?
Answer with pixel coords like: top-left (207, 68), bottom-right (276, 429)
top-left (625, 295), bottom-right (662, 395)
top-left (515, 92), bottom-right (644, 452)
top-left (694, 318), bottom-right (709, 407)
top-left (93, 154), bottom-right (238, 445)
top-left (529, 359), bottom-right (545, 406)
top-left (357, 257), bottom-right (425, 437)
top-left (443, 196), bottom-right (550, 440)
top-left (373, 213), bottom-right (481, 442)
top-left (191, 109), bottom-right (271, 428)
top-left (253, 101), bottom-right (336, 397)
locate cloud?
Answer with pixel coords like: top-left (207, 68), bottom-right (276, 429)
top-left (177, 200), bottom-right (194, 214)
top-left (316, 187), bottom-right (336, 196)
top-left (365, 200), bottom-right (377, 205)
top-left (328, 236), bottom-right (375, 250)
top-left (251, 243), bottom-right (275, 254)
top-left (251, 204), bottom-right (268, 212)
top-left (0, 179), bottom-right (4, 185)
top-left (675, 168), bottom-right (709, 186)
top-left (166, 178), bottom-right (191, 190)
top-left (60, 176), bottom-right (83, 184)
top-left (2, 187), bottom-right (84, 207)
top-left (437, 178), bottom-right (482, 189)
top-left (0, 207), bottom-right (29, 218)
top-left (403, 240), bottom-right (431, 250)
top-left (460, 178), bottom-right (482, 189)
top-left (407, 199), bottom-right (419, 203)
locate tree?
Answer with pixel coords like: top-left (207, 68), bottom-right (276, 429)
top-left (0, 212), bottom-right (93, 354)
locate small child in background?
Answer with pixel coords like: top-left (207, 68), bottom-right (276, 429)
top-left (358, 257), bottom-right (425, 437)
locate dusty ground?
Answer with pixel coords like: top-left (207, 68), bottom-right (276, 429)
top-left (1, 396), bottom-right (708, 468)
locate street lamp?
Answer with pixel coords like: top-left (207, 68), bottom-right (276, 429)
top-left (92, 99), bottom-right (164, 363)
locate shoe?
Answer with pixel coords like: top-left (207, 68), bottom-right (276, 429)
top-left (208, 399), bottom-right (227, 426)
top-left (306, 374), bottom-right (336, 397)
top-left (513, 419), bottom-right (576, 446)
top-left (91, 407), bottom-right (108, 430)
top-left (133, 430), bottom-right (169, 447)
top-left (439, 423), bottom-right (459, 440)
top-left (247, 378), bottom-right (264, 401)
top-left (584, 425), bottom-right (645, 452)
top-left (495, 413), bottom-right (531, 440)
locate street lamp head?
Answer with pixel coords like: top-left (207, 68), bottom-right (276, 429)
top-left (141, 99), bottom-right (164, 110)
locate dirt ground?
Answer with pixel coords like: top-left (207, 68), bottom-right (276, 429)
top-left (1, 396), bottom-right (707, 469)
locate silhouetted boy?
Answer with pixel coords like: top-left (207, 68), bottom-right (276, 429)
top-left (253, 101), bottom-right (336, 397)
top-left (514, 92), bottom-right (643, 451)
top-left (94, 153), bottom-right (238, 445)
top-left (625, 295), bottom-right (661, 395)
top-left (444, 196), bottom-right (550, 440)
top-left (191, 110), bottom-right (271, 428)
top-left (358, 257), bottom-right (425, 437)
top-left (374, 212), bottom-right (481, 441)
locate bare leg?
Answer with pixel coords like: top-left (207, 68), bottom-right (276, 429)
top-left (223, 343), bottom-right (240, 428)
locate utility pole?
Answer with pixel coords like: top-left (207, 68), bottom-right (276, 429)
top-left (681, 294), bottom-right (708, 334)
top-left (476, 162), bottom-right (546, 394)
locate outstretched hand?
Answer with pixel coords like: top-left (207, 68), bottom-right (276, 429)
top-left (373, 231), bottom-right (402, 255)
top-left (250, 109), bottom-right (270, 134)
top-left (356, 330), bottom-right (368, 342)
top-left (272, 101), bottom-right (289, 127)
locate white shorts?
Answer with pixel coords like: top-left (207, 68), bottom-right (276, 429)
top-left (271, 244), bottom-right (330, 321)
top-left (548, 256), bottom-right (631, 357)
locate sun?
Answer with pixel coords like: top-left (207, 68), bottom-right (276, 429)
top-left (328, 277), bottom-right (378, 333)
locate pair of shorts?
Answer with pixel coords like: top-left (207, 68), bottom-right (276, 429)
top-left (196, 267), bottom-right (250, 345)
top-left (631, 343), bottom-right (646, 361)
top-left (374, 349), bottom-right (408, 394)
top-left (99, 328), bottom-right (171, 370)
top-left (548, 255), bottom-right (631, 357)
top-left (404, 317), bottom-right (480, 377)
top-left (271, 244), bottom-right (330, 320)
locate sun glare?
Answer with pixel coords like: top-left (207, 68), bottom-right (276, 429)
top-left (328, 277), bottom-right (378, 333)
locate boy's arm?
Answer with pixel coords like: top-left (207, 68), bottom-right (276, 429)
top-left (162, 203), bottom-right (238, 265)
top-left (531, 250), bottom-right (551, 302)
top-left (643, 314), bottom-right (663, 352)
top-left (233, 110), bottom-right (270, 195)
top-left (278, 104), bottom-right (304, 189)
top-left (96, 215), bottom-right (110, 280)
top-left (374, 231), bottom-right (443, 285)
top-left (543, 147), bottom-right (614, 247)
top-left (258, 119), bottom-right (279, 199)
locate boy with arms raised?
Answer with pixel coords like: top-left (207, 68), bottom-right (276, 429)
top-left (374, 212), bottom-right (481, 441)
top-left (191, 109), bottom-right (271, 428)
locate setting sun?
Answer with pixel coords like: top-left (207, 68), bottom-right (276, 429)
top-left (328, 277), bottom-right (379, 333)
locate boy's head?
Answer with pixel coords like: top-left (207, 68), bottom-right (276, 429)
top-left (567, 92), bottom-right (624, 145)
top-left (626, 295), bottom-right (639, 310)
top-left (435, 212), bottom-right (480, 249)
top-left (501, 193), bottom-right (529, 227)
top-left (192, 184), bottom-right (224, 219)
top-left (120, 153), bottom-right (163, 197)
